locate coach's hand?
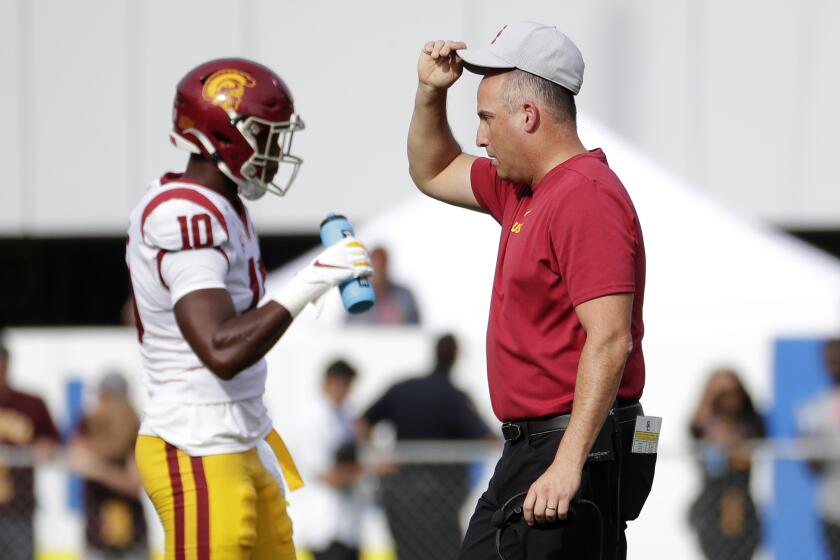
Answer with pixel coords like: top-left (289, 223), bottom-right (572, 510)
top-left (523, 457), bottom-right (582, 525)
top-left (418, 40), bottom-right (467, 91)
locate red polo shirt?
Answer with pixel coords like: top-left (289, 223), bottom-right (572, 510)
top-left (471, 149), bottom-right (646, 421)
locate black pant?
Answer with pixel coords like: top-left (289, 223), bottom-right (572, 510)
top-left (459, 413), bottom-right (656, 560)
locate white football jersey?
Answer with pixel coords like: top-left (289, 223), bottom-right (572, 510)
top-left (126, 173), bottom-right (272, 454)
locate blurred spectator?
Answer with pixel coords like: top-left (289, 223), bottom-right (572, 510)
top-left (359, 333), bottom-right (494, 560)
top-left (67, 371), bottom-right (147, 560)
top-left (346, 246), bottom-right (420, 325)
top-left (289, 360), bottom-right (364, 560)
top-left (0, 340), bottom-right (60, 560)
top-left (688, 368), bottom-right (765, 560)
top-left (797, 338), bottom-right (840, 559)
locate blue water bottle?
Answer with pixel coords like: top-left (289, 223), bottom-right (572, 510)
top-left (320, 213), bottom-right (376, 314)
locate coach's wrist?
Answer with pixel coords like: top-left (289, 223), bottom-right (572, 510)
top-left (554, 438), bottom-right (588, 472)
top-left (416, 82), bottom-right (448, 102)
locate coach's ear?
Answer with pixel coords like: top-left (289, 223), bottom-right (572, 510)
top-left (522, 101), bottom-right (539, 133)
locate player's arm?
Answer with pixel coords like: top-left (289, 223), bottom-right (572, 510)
top-left (408, 40), bottom-right (480, 211)
top-left (174, 239), bottom-right (371, 380)
top-left (523, 293), bottom-right (633, 524)
top-left (145, 200), bottom-right (371, 380)
top-left (174, 288), bottom-right (292, 380)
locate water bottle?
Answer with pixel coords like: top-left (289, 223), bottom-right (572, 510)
top-left (320, 213), bottom-right (376, 314)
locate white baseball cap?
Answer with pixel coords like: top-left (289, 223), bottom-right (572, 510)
top-left (457, 21), bottom-right (585, 95)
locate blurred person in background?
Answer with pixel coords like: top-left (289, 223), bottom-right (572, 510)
top-left (288, 360), bottom-right (364, 560)
top-left (0, 340), bottom-right (60, 560)
top-left (688, 368), bottom-right (765, 560)
top-left (346, 246), bottom-right (420, 326)
top-left (67, 371), bottom-right (147, 560)
top-left (126, 58), bottom-right (372, 559)
top-left (798, 338), bottom-right (840, 559)
top-left (359, 333), bottom-right (494, 560)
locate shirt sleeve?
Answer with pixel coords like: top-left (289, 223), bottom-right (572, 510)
top-left (551, 179), bottom-right (639, 307)
top-left (404, 291), bottom-right (421, 324)
top-left (394, 285), bottom-right (421, 325)
top-left (470, 157), bottom-right (507, 223)
top-left (362, 390), bottom-right (392, 425)
top-left (33, 398), bottom-right (60, 443)
top-left (142, 197), bottom-right (229, 251)
top-left (160, 248), bottom-right (229, 305)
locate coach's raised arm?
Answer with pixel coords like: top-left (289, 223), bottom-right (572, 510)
top-left (407, 40), bottom-right (480, 211)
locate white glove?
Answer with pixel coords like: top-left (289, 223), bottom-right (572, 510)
top-left (273, 236), bottom-right (373, 317)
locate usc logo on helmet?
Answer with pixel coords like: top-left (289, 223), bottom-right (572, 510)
top-left (202, 69), bottom-right (256, 114)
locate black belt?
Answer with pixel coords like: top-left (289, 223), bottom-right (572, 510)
top-left (501, 401), bottom-right (643, 443)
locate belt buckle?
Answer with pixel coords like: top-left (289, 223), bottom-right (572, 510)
top-left (501, 422), bottom-right (522, 442)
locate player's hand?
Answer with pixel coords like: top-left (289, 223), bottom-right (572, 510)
top-left (418, 40), bottom-right (467, 91)
top-left (273, 237), bottom-right (372, 317)
top-left (522, 457), bottom-right (582, 525)
top-left (301, 236), bottom-right (373, 286)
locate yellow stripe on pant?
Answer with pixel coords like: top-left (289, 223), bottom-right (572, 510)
top-left (136, 435), bottom-right (296, 560)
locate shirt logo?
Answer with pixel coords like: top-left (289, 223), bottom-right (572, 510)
top-left (511, 209), bottom-right (532, 234)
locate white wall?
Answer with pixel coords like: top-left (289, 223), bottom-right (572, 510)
top-left (2, 0), bottom-right (839, 235)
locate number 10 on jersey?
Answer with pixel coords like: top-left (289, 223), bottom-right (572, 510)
top-left (177, 214), bottom-right (214, 249)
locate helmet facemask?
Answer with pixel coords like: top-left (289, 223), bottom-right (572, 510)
top-left (236, 113), bottom-right (305, 200)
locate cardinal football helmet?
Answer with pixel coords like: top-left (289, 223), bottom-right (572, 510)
top-left (170, 58), bottom-right (305, 199)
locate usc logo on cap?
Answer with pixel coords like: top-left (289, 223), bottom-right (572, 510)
top-left (491, 24), bottom-right (508, 44)
top-left (202, 69), bottom-right (256, 114)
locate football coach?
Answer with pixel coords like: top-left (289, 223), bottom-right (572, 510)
top-left (406, 22), bottom-right (657, 559)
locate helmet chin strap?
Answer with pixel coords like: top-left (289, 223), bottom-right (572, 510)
top-left (238, 181), bottom-right (267, 200)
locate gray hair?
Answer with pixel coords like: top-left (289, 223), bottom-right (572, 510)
top-left (501, 69), bottom-right (577, 126)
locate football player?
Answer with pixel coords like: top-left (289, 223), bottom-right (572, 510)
top-left (126, 58), bottom-right (372, 559)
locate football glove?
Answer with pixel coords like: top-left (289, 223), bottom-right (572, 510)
top-left (273, 236), bottom-right (373, 317)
